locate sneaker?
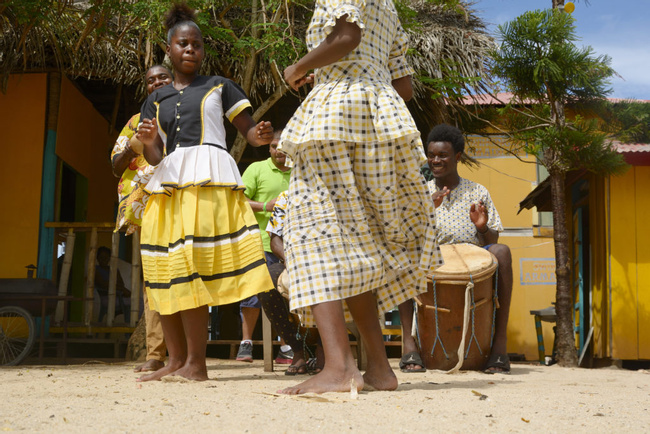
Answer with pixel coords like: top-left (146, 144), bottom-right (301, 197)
top-left (236, 342), bottom-right (253, 362)
top-left (275, 348), bottom-right (294, 364)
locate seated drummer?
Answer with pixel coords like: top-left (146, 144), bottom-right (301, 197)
top-left (398, 123), bottom-right (513, 374)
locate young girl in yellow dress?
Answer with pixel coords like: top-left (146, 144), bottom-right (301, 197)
top-left (279, 0), bottom-right (443, 394)
top-left (136, 4), bottom-right (274, 382)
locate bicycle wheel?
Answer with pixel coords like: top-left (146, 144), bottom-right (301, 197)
top-left (0, 306), bottom-right (36, 366)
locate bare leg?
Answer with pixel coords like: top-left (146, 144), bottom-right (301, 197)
top-left (278, 300), bottom-right (363, 395)
top-left (241, 306), bottom-right (260, 341)
top-left (134, 288), bottom-right (166, 373)
top-left (346, 291), bottom-right (397, 391)
top-left (138, 312), bottom-right (186, 382)
top-left (171, 305), bottom-right (209, 381)
top-left (397, 300), bottom-right (424, 372)
top-left (487, 244), bottom-right (513, 372)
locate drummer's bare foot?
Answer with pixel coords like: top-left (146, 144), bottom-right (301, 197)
top-left (278, 365), bottom-right (363, 395)
top-left (133, 359), bottom-right (165, 373)
top-left (137, 359), bottom-right (184, 382)
top-left (363, 365), bottom-right (398, 391)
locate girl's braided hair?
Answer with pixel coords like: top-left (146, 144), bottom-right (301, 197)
top-left (165, 2), bottom-right (202, 44)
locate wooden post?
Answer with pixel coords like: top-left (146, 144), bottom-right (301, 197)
top-left (347, 323), bottom-right (367, 370)
top-left (55, 229), bottom-right (75, 323)
top-left (106, 231), bottom-right (120, 326)
top-left (262, 309), bottom-right (274, 372)
top-left (84, 227), bottom-right (98, 332)
top-left (130, 229), bottom-right (142, 327)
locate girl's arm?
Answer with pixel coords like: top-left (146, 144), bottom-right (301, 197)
top-left (392, 76), bottom-right (413, 102)
top-left (135, 118), bottom-right (165, 165)
top-left (231, 113), bottom-right (274, 147)
top-left (284, 16), bottom-right (361, 90)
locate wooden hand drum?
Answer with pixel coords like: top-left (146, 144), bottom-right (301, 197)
top-left (416, 243), bottom-right (498, 371)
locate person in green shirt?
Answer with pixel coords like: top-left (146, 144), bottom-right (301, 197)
top-left (236, 130), bottom-right (293, 363)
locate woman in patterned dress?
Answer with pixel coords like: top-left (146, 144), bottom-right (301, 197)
top-left (279, 0), bottom-right (443, 394)
top-left (135, 4), bottom-right (275, 382)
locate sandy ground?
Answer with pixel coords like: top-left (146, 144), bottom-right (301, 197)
top-left (1, 359), bottom-right (649, 433)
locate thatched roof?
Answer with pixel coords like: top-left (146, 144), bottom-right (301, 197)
top-left (1, 0), bottom-right (494, 136)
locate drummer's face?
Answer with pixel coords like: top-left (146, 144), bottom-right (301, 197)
top-left (427, 141), bottom-right (461, 179)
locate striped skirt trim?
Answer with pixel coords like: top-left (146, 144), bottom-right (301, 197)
top-left (142, 184), bottom-right (274, 315)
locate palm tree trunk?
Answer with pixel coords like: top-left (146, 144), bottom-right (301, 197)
top-left (549, 169), bottom-right (578, 366)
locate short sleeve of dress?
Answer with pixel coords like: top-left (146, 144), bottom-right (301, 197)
top-left (221, 79), bottom-right (252, 123)
top-left (111, 113), bottom-right (140, 163)
top-left (322, 0), bottom-right (366, 38)
top-left (484, 190), bottom-right (504, 233)
top-left (388, 22), bottom-right (415, 80)
top-left (266, 190), bottom-right (288, 238)
top-left (140, 93), bottom-right (156, 122)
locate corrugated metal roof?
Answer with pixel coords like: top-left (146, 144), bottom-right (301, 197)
top-left (461, 93), bottom-right (650, 106)
top-left (612, 142), bottom-right (650, 153)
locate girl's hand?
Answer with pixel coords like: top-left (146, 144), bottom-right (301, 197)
top-left (256, 121), bottom-right (274, 142)
top-left (284, 65), bottom-right (314, 91)
top-left (135, 118), bottom-right (158, 146)
top-left (136, 118), bottom-right (164, 165)
top-left (254, 121), bottom-right (274, 145)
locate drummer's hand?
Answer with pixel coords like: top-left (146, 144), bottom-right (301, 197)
top-left (431, 186), bottom-right (450, 208)
top-left (470, 200), bottom-right (489, 232)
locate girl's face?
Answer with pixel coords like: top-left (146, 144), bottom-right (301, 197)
top-left (166, 25), bottom-right (204, 77)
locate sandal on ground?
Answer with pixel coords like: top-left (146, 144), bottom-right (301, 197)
top-left (484, 353), bottom-right (511, 375)
top-left (306, 357), bottom-right (323, 375)
top-left (399, 351), bottom-right (426, 373)
top-left (285, 362), bottom-right (308, 376)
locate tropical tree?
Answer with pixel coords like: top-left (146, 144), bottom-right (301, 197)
top-left (489, 8), bottom-right (627, 366)
top-left (1, 0), bottom-right (494, 161)
top-left (606, 100), bottom-right (650, 143)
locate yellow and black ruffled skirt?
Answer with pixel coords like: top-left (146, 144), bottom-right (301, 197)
top-left (141, 145), bottom-right (273, 315)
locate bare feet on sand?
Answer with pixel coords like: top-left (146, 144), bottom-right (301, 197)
top-left (138, 359), bottom-right (208, 382)
top-left (133, 359), bottom-right (165, 373)
top-left (170, 364), bottom-right (209, 381)
top-left (137, 359), bottom-right (184, 382)
top-left (362, 365), bottom-right (398, 391)
top-left (278, 365), bottom-right (364, 395)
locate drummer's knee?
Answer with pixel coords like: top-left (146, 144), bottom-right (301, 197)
top-left (488, 244), bottom-right (512, 270)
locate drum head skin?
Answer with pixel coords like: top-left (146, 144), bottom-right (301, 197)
top-left (429, 243), bottom-right (497, 283)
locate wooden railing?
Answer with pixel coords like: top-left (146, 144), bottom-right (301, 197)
top-left (44, 222), bottom-right (141, 332)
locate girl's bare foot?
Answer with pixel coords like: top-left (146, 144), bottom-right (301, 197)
top-left (278, 365), bottom-right (363, 395)
top-left (137, 359), bottom-right (184, 382)
top-left (362, 365), bottom-right (398, 391)
top-left (133, 359), bottom-right (165, 373)
top-left (170, 362), bottom-right (209, 381)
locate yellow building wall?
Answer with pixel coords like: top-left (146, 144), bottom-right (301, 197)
top-left (588, 175), bottom-right (610, 359)
top-left (56, 77), bottom-right (118, 224)
top-left (460, 138), bottom-right (557, 361)
top-left (609, 166), bottom-right (650, 360)
top-left (0, 74), bottom-right (48, 277)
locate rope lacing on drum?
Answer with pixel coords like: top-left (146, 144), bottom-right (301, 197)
top-left (464, 275), bottom-right (483, 358)
top-left (490, 266), bottom-right (499, 348)
top-left (427, 280), bottom-right (450, 360)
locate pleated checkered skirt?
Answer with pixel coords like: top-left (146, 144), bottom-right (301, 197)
top-left (284, 138), bottom-right (443, 327)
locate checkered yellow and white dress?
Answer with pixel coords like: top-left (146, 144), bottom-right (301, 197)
top-left (279, 0), bottom-right (443, 326)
